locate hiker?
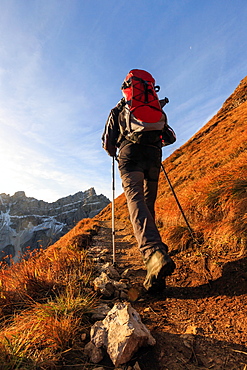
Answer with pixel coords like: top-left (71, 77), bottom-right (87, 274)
top-left (102, 69), bottom-right (176, 293)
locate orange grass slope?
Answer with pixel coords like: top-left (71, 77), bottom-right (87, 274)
top-left (0, 218), bottom-right (99, 369)
top-left (156, 76), bottom-right (247, 254)
top-left (99, 76), bottom-right (247, 255)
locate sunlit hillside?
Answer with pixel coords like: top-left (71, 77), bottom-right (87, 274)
top-left (0, 77), bottom-right (246, 369)
top-left (99, 76), bottom-right (247, 257)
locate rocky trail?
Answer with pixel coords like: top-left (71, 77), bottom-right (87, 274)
top-left (90, 219), bottom-right (247, 370)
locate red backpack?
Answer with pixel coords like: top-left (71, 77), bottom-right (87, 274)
top-left (119, 69), bottom-right (168, 144)
top-left (121, 69), bottom-right (163, 123)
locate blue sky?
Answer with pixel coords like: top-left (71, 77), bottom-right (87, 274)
top-left (0, 0), bottom-right (246, 202)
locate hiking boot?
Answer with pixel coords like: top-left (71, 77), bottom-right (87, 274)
top-left (143, 250), bottom-right (175, 293)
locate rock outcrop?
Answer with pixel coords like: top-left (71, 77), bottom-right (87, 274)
top-left (0, 188), bottom-right (109, 262)
top-left (89, 302), bottom-right (156, 366)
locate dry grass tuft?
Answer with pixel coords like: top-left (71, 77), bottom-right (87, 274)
top-left (0, 218), bottom-right (99, 369)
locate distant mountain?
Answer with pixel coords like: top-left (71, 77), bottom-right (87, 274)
top-left (0, 188), bottom-right (110, 262)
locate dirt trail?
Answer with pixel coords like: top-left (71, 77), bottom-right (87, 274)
top-left (92, 219), bottom-right (247, 370)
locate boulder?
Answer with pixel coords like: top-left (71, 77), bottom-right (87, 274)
top-left (84, 341), bottom-right (104, 363)
top-left (93, 272), bottom-right (115, 298)
top-left (90, 302), bottom-right (156, 366)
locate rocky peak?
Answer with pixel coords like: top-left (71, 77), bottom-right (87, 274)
top-left (0, 188), bottom-right (110, 262)
top-left (12, 191), bottom-right (26, 199)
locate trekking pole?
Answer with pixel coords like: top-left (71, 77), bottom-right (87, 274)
top-left (161, 163), bottom-right (196, 243)
top-left (112, 156), bottom-right (116, 266)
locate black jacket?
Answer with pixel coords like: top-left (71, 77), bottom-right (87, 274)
top-left (102, 99), bottom-right (176, 157)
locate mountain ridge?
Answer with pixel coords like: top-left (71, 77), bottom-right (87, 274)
top-left (0, 187), bottom-right (110, 262)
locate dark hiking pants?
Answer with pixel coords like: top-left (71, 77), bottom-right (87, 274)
top-left (118, 142), bottom-right (168, 260)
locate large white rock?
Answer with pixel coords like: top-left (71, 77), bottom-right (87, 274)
top-left (90, 302), bottom-right (156, 366)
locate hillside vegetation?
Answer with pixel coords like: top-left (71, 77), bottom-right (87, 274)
top-left (156, 76), bottom-right (247, 255)
top-left (0, 219), bottom-right (100, 369)
top-left (101, 76), bottom-right (247, 259)
top-left (0, 77), bottom-right (246, 369)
